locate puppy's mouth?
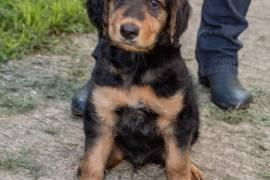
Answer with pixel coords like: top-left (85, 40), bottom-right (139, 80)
top-left (111, 39), bottom-right (155, 52)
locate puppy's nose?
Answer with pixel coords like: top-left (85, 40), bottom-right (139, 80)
top-left (120, 23), bottom-right (139, 40)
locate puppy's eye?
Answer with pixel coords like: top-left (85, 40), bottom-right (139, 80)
top-left (150, 0), bottom-right (160, 10)
top-left (115, 0), bottom-right (124, 6)
top-left (116, 0), bottom-right (124, 4)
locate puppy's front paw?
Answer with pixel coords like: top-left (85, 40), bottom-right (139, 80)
top-left (76, 161), bottom-right (103, 180)
top-left (191, 163), bottom-right (203, 180)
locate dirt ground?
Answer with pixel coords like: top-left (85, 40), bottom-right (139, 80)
top-left (0, 0), bottom-right (269, 180)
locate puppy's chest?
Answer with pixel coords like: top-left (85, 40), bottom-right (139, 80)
top-left (92, 85), bottom-right (184, 127)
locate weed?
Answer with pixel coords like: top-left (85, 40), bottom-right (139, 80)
top-left (0, 94), bottom-right (37, 114)
top-left (36, 75), bottom-right (79, 101)
top-left (0, 149), bottom-right (44, 179)
top-left (70, 68), bottom-right (87, 79)
top-left (43, 126), bottom-right (58, 136)
top-left (250, 87), bottom-right (270, 126)
top-left (209, 105), bottom-right (254, 124)
top-left (256, 171), bottom-right (270, 180)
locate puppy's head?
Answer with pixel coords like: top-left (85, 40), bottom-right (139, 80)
top-left (108, 0), bottom-right (168, 52)
top-left (87, 0), bottom-right (190, 52)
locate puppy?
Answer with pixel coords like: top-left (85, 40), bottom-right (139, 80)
top-left (78, 0), bottom-right (203, 179)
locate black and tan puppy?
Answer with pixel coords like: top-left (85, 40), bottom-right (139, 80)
top-left (78, 0), bottom-right (203, 179)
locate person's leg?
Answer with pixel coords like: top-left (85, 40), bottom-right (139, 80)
top-left (197, 0), bottom-right (251, 75)
top-left (196, 0), bottom-right (252, 109)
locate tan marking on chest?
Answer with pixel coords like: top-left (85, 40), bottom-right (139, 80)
top-left (92, 86), bottom-right (184, 129)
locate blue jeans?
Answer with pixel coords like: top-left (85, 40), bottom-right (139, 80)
top-left (196, 0), bottom-right (251, 76)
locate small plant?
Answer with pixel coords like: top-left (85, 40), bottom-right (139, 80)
top-left (43, 126), bottom-right (58, 136)
top-left (256, 171), bottom-right (270, 180)
top-left (0, 149), bottom-right (44, 179)
top-left (208, 104), bottom-right (254, 124)
top-left (0, 94), bottom-right (37, 114)
top-left (40, 75), bottom-right (79, 101)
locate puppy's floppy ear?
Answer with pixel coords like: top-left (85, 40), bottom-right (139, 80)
top-left (86, 0), bottom-right (109, 38)
top-left (102, 0), bottom-right (110, 37)
top-left (170, 0), bottom-right (191, 44)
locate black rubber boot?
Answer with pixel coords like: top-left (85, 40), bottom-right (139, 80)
top-left (199, 72), bottom-right (252, 110)
top-left (71, 80), bottom-right (92, 116)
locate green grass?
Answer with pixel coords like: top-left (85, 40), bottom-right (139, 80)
top-left (0, 149), bottom-right (44, 179)
top-left (0, 94), bottom-right (37, 114)
top-left (256, 171), bottom-right (270, 180)
top-left (250, 87), bottom-right (270, 126)
top-left (28, 75), bottom-right (80, 101)
top-left (41, 125), bottom-right (58, 136)
top-left (43, 127), bottom-right (58, 136)
top-left (39, 75), bottom-right (79, 101)
top-left (0, 0), bottom-right (93, 62)
top-left (209, 106), bottom-right (254, 124)
top-left (0, 74), bottom-right (80, 115)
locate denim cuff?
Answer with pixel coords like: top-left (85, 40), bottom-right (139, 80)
top-left (199, 65), bottom-right (238, 76)
top-left (198, 56), bottom-right (238, 76)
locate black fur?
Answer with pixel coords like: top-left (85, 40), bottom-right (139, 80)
top-left (115, 106), bottom-right (164, 167)
top-left (82, 0), bottom-right (199, 170)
